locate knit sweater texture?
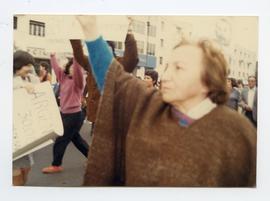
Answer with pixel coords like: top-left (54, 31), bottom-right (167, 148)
top-left (71, 34), bottom-right (138, 122)
top-left (83, 60), bottom-right (256, 187)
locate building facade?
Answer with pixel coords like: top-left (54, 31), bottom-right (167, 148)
top-left (13, 15), bottom-right (258, 83)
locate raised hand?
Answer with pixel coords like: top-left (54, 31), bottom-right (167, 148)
top-left (50, 52), bottom-right (56, 57)
top-left (24, 83), bottom-right (35, 94)
top-left (127, 16), bottom-right (134, 33)
top-left (76, 15), bottom-right (100, 40)
top-left (127, 16), bottom-right (134, 24)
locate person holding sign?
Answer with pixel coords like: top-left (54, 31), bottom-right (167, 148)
top-left (42, 50), bottom-right (89, 174)
top-left (77, 16), bottom-right (256, 187)
top-left (13, 50), bottom-right (40, 185)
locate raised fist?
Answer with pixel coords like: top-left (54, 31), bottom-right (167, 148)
top-left (50, 52), bottom-right (56, 57)
top-left (76, 15), bottom-right (97, 29)
top-left (76, 15), bottom-right (99, 40)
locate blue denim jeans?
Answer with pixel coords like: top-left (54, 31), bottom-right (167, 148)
top-left (52, 111), bottom-right (89, 166)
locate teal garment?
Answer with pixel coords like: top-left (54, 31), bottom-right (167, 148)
top-left (85, 36), bottom-right (113, 92)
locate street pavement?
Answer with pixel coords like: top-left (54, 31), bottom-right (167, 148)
top-left (25, 121), bottom-right (92, 187)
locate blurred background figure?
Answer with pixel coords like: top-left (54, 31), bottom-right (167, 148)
top-left (144, 70), bottom-right (159, 88)
top-left (39, 61), bottom-right (52, 83)
top-left (240, 75), bottom-right (257, 127)
top-left (237, 79), bottom-right (244, 93)
top-left (42, 50), bottom-right (89, 174)
top-left (226, 77), bottom-right (240, 111)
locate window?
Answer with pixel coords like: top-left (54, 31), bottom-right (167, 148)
top-left (160, 39), bottom-right (164, 47)
top-left (115, 41), bottom-right (123, 50)
top-left (161, 21), bottom-right (165, 31)
top-left (147, 42), bottom-right (155, 56)
top-left (14, 16), bottom-right (17, 29)
top-left (29, 20), bottom-right (45, 37)
top-left (176, 26), bottom-right (182, 34)
top-left (228, 57), bottom-right (232, 65)
top-left (133, 20), bottom-right (145, 34)
top-left (148, 25), bottom-right (156, 37)
top-left (239, 60), bottom-right (243, 68)
top-left (159, 57), bottom-right (163, 65)
top-left (136, 40), bottom-right (144, 54)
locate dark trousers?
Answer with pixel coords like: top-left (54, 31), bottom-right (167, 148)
top-left (52, 111), bottom-right (89, 166)
top-left (245, 111), bottom-right (257, 128)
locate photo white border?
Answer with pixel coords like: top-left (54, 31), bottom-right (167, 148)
top-left (1, 0), bottom-right (270, 200)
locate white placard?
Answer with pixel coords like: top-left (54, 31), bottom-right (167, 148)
top-left (13, 82), bottom-right (63, 160)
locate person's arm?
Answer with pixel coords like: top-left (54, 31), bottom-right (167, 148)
top-left (28, 73), bottom-right (40, 84)
top-left (240, 90), bottom-right (253, 111)
top-left (13, 76), bottom-right (36, 94)
top-left (47, 73), bottom-right (52, 84)
top-left (235, 89), bottom-right (241, 110)
top-left (120, 19), bottom-right (139, 73)
top-left (50, 54), bottom-right (64, 82)
top-left (69, 39), bottom-right (87, 90)
top-left (77, 14), bottom-right (113, 92)
top-left (70, 39), bottom-right (90, 72)
top-left (239, 90), bottom-right (246, 109)
top-left (72, 58), bottom-right (84, 90)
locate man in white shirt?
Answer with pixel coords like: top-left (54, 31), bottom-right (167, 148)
top-left (240, 75), bottom-right (257, 127)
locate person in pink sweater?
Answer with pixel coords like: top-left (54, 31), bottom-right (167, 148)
top-left (42, 53), bottom-right (89, 173)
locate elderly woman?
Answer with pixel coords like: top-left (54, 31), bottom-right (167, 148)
top-left (77, 16), bottom-right (256, 187)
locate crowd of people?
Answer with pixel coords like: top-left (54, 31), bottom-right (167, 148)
top-left (226, 76), bottom-right (257, 127)
top-left (13, 16), bottom-right (257, 187)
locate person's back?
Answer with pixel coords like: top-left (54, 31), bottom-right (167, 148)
top-left (227, 87), bottom-right (240, 110)
top-left (50, 55), bottom-right (84, 113)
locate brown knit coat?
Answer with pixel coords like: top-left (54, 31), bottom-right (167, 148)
top-left (70, 33), bottom-right (138, 122)
top-left (83, 60), bottom-right (257, 187)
